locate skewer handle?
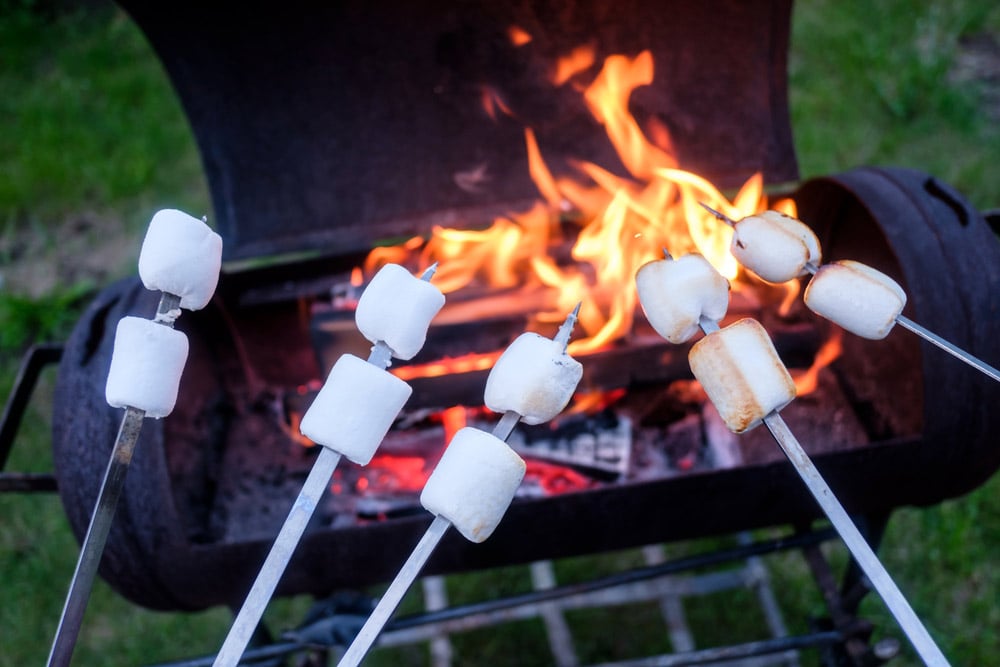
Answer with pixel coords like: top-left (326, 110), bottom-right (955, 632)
top-left (896, 315), bottom-right (1000, 383)
top-left (47, 406), bottom-right (146, 667)
top-left (762, 413), bottom-right (949, 666)
top-left (213, 447), bottom-right (342, 667)
top-left (338, 515), bottom-right (452, 667)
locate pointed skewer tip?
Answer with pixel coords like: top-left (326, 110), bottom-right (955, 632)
top-left (698, 202), bottom-right (735, 227)
top-left (420, 262), bottom-right (439, 281)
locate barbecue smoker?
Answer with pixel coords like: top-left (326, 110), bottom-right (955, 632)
top-left (27, 0), bottom-right (1000, 664)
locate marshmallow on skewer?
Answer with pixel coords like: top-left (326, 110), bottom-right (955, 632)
top-left (138, 209), bottom-right (223, 310)
top-left (105, 316), bottom-right (189, 418)
top-left (299, 353), bottom-right (413, 465)
top-left (731, 211), bottom-right (822, 284)
top-left (484, 332), bottom-right (583, 425)
top-left (688, 318), bottom-right (796, 433)
top-left (636, 253), bottom-right (730, 343)
top-left (356, 263), bottom-right (446, 360)
top-left (420, 427), bottom-right (526, 543)
top-left (803, 260), bottom-right (907, 340)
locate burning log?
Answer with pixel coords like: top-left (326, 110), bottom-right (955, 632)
top-left (212, 264), bottom-right (444, 667)
top-left (337, 307), bottom-right (583, 667)
top-left (48, 210), bottom-right (222, 667)
top-left (637, 249), bottom-right (950, 665)
top-left (701, 202), bottom-right (1000, 383)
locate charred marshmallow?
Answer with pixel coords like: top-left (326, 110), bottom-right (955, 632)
top-left (138, 209), bottom-right (223, 310)
top-left (731, 211), bottom-right (821, 284)
top-left (636, 253), bottom-right (730, 343)
top-left (299, 354), bottom-right (412, 465)
top-left (688, 318), bottom-right (796, 433)
top-left (485, 332), bottom-right (583, 425)
top-left (804, 260), bottom-right (906, 340)
top-left (420, 427), bottom-right (526, 543)
top-left (105, 316), bottom-right (189, 418)
top-left (355, 263), bottom-right (446, 360)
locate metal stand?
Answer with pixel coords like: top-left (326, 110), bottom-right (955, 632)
top-left (156, 524), bottom-right (903, 667)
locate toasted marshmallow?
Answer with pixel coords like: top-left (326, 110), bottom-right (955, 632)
top-left (420, 427), bottom-right (526, 543)
top-left (485, 333), bottom-right (583, 425)
top-left (636, 253), bottom-right (730, 343)
top-left (355, 264), bottom-right (445, 360)
top-left (804, 260), bottom-right (906, 340)
top-left (731, 211), bottom-right (821, 284)
top-left (688, 318), bottom-right (796, 433)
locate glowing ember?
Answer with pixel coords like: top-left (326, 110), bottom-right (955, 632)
top-left (390, 351), bottom-right (501, 381)
top-left (361, 47), bottom-right (797, 357)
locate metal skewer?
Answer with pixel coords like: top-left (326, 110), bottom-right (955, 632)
top-left (696, 315), bottom-right (949, 666)
top-left (338, 306), bottom-right (581, 667)
top-left (214, 266), bottom-right (438, 667)
top-left (699, 202), bottom-right (1000, 383)
top-left (47, 292), bottom-right (181, 667)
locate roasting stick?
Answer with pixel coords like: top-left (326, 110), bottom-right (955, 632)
top-left (696, 316), bottom-right (949, 667)
top-left (214, 264), bottom-right (443, 667)
top-left (338, 306), bottom-right (583, 667)
top-left (49, 211), bottom-right (223, 667)
top-left (699, 202), bottom-right (999, 383)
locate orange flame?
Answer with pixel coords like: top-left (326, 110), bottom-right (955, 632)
top-left (440, 406), bottom-right (468, 443)
top-left (362, 49), bottom-right (798, 357)
top-left (793, 328), bottom-right (844, 396)
top-left (391, 351), bottom-right (502, 381)
top-left (552, 44), bottom-right (596, 85)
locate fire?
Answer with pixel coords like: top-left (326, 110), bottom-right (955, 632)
top-left (793, 328), bottom-right (844, 396)
top-left (362, 48), bottom-right (798, 356)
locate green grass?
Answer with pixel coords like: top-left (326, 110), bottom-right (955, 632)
top-left (2, 0), bottom-right (1000, 665)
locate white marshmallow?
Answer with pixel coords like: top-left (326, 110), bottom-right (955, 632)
top-left (138, 209), bottom-right (223, 310)
top-left (105, 316), bottom-right (189, 418)
top-left (299, 354), bottom-right (412, 465)
top-left (688, 318), bottom-right (796, 433)
top-left (355, 264), bottom-right (446, 360)
top-left (803, 260), bottom-right (906, 340)
top-left (420, 427), bottom-right (526, 543)
top-left (635, 253), bottom-right (730, 343)
top-left (484, 333), bottom-right (583, 425)
top-left (731, 211), bottom-right (821, 284)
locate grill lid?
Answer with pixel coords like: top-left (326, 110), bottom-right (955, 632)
top-left (119, 0), bottom-right (797, 262)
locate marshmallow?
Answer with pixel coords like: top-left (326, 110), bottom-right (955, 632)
top-left (484, 333), bottom-right (583, 425)
top-left (355, 264), bottom-right (446, 360)
top-left (420, 427), bottom-right (526, 543)
top-left (731, 211), bottom-right (821, 284)
top-left (803, 260), bottom-right (906, 340)
top-left (138, 209), bottom-right (223, 310)
top-left (299, 354), bottom-right (413, 465)
top-left (635, 253), bottom-right (730, 343)
top-left (105, 316), bottom-right (189, 418)
top-left (688, 318), bottom-right (796, 433)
